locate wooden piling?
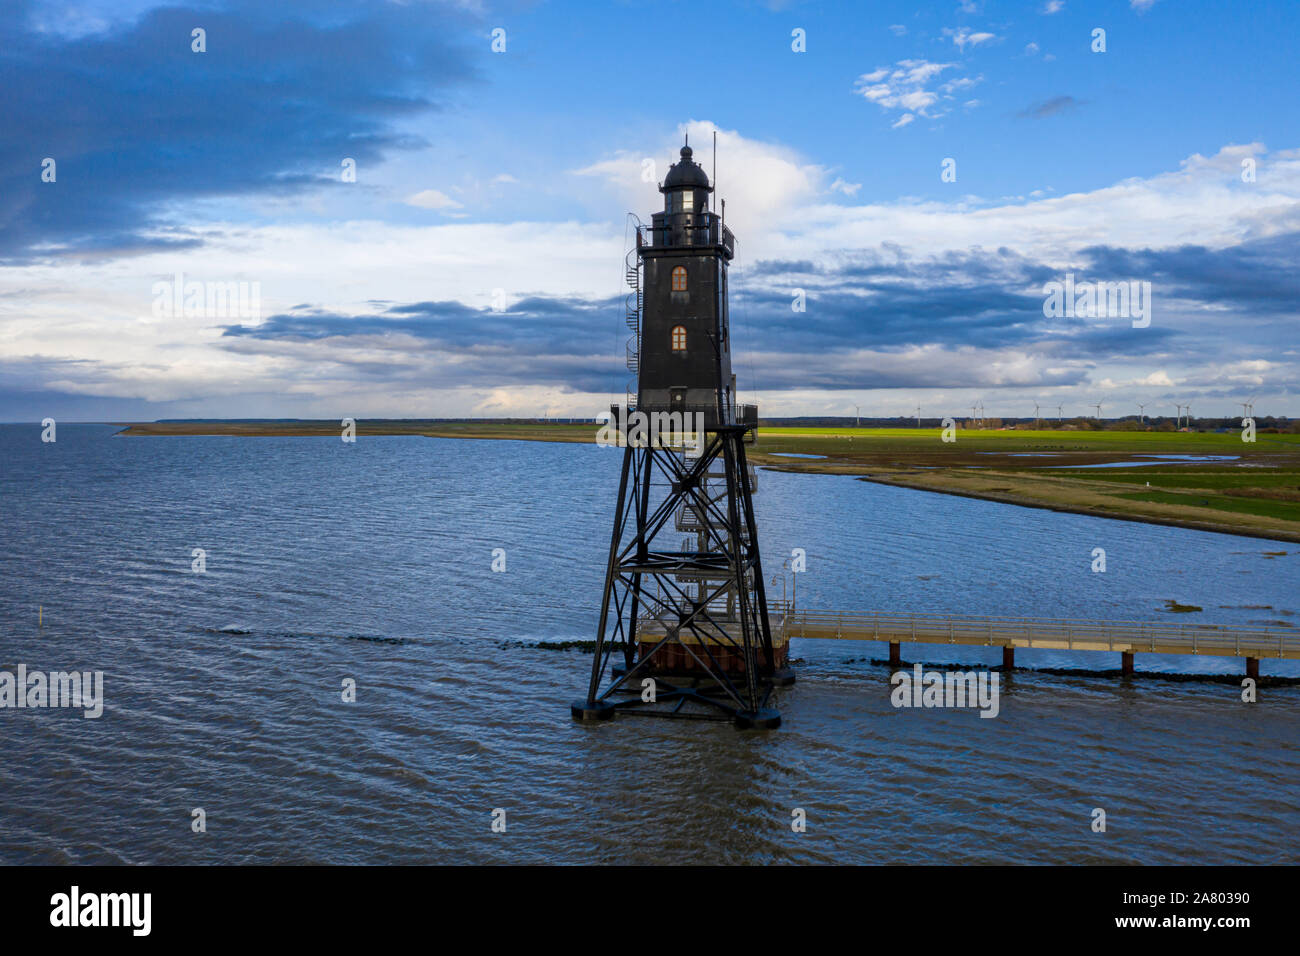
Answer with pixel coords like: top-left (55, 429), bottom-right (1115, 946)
top-left (889, 642), bottom-right (901, 666)
top-left (1246, 657), bottom-right (1259, 680)
top-left (1002, 646), bottom-right (1014, 670)
top-left (1121, 651), bottom-right (1134, 675)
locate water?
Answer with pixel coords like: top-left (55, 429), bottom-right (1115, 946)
top-left (1, 425), bottom-right (1296, 864)
top-left (1048, 455), bottom-right (1242, 469)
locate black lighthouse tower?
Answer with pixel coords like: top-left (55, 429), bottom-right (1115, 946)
top-left (572, 140), bottom-right (789, 729)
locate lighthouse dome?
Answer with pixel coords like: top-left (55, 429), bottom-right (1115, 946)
top-left (661, 145), bottom-right (712, 191)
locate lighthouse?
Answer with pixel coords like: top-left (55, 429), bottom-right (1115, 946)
top-left (572, 138), bottom-right (791, 729)
top-left (636, 142), bottom-right (736, 415)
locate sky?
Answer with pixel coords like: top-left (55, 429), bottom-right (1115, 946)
top-left (1, 0), bottom-right (1297, 422)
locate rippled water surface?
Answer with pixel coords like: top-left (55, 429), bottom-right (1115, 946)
top-left (1, 425), bottom-right (1297, 864)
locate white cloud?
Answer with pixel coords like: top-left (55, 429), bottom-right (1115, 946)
top-left (829, 178), bottom-right (862, 196)
top-left (574, 120), bottom-right (825, 241)
top-left (786, 143), bottom-right (1294, 268)
top-left (941, 75), bottom-right (981, 94)
top-left (888, 24), bottom-right (906, 36)
top-left (943, 27), bottom-right (999, 51)
top-left (1099, 371), bottom-right (1175, 389)
top-left (1042, 1), bottom-right (1065, 13)
top-left (404, 189), bottom-right (463, 211)
top-left (855, 60), bottom-right (984, 126)
top-left (1131, 0), bottom-right (1157, 10)
top-left (854, 59), bottom-right (962, 122)
top-left (1138, 371), bottom-right (1175, 386)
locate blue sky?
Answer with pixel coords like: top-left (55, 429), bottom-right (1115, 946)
top-left (2, 0), bottom-right (1298, 421)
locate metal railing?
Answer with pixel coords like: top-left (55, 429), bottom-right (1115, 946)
top-left (782, 610), bottom-right (1299, 659)
top-left (638, 216), bottom-right (734, 256)
top-left (628, 402), bottom-right (757, 429)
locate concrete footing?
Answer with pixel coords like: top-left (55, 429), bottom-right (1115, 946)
top-left (769, 667), bottom-right (797, 687)
top-left (570, 699), bottom-right (617, 722)
top-left (734, 708), bottom-right (782, 730)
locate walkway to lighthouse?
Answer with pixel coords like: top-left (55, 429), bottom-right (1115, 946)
top-left (778, 608), bottom-right (1300, 677)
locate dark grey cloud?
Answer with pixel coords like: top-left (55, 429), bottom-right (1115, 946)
top-left (225, 296), bottom-right (622, 350)
top-left (220, 296), bottom-right (629, 393)
top-left (1017, 95), bottom-right (1081, 119)
top-left (0, 0), bottom-right (478, 262)
top-left (1078, 231), bottom-right (1300, 311)
top-left (734, 245), bottom-right (1179, 367)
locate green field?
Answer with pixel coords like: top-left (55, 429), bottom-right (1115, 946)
top-left (752, 426), bottom-right (1300, 455)
top-left (1113, 491), bottom-right (1300, 522)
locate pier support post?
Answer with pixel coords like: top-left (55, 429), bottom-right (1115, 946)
top-left (1246, 657), bottom-right (1259, 681)
top-left (1121, 651), bottom-right (1134, 676)
top-left (889, 642), bottom-right (901, 667)
top-left (1002, 646), bottom-right (1014, 670)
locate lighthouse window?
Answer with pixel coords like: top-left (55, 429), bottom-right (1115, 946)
top-left (671, 266), bottom-right (687, 292)
top-left (681, 191), bottom-right (694, 212)
top-left (671, 325), bottom-right (687, 351)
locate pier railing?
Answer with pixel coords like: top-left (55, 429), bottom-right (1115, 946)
top-left (781, 609), bottom-right (1299, 661)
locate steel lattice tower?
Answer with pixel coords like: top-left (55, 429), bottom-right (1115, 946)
top-left (571, 141), bottom-right (792, 729)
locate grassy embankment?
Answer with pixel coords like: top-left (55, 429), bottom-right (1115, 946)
top-left (748, 426), bottom-right (1300, 542)
top-left (118, 421), bottom-right (1300, 542)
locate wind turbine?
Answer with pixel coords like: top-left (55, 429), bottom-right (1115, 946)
top-left (970, 401), bottom-right (979, 430)
top-left (1092, 402), bottom-right (1103, 420)
top-left (915, 403), bottom-right (922, 428)
top-left (1137, 402), bottom-right (1147, 424)
top-left (854, 404), bottom-right (860, 428)
top-left (1057, 403), bottom-right (1064, 423)
top-left (1239, 395), bottom-right (1257, 421)
top-left (1033, 402), bottom-right (1041, 430)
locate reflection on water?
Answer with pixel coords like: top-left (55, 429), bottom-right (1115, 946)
top-left (0, 425), bottom-right (1296, 864)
